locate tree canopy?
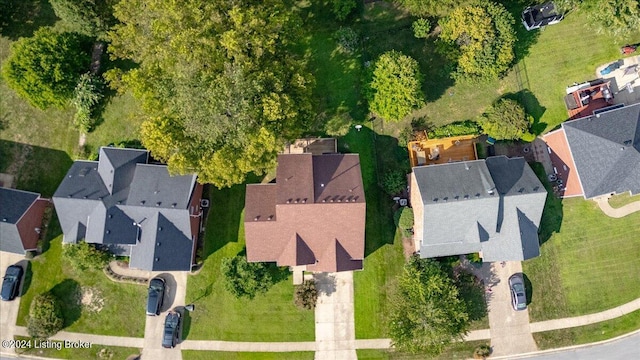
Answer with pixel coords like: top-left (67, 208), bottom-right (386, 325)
top-left (396, 0), bottom-right (463, 17)
top-left (107, 0), bottom-right (314, 187)
top-left (586, 0), bottom-right (640, 37)
top-left (367, 51), bottom-right (424, 122)
top-left (1, 27), bottom-right (91, 109)
top-left (27, 292), bottom-right (64, 339)
top-left (388, 256), bottom-right (470, 354)
top-left (479, 98), bottom-right (532, 140)
top-left (438, 0), bottom-right (516, 81)
top-left (49, 0), bottom-right (114, 38)
top-left (221, 255), bottom-right (277, 299)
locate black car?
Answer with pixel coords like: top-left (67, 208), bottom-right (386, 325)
top-left (522, 2), bottom-right (564, 31)
top-left (509, 273), bottom-right (527, 311)
top-left (162, 311), bottom-right (181, 348)
top-left (1, 265), bottom-right (24, 301)
top-left (146, 277), bottom-right (165, 316)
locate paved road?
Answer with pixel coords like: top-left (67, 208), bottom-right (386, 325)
top-left (510, 330), bottom-right (640, 360)
top-left (314, 271), bottom-right (356, 360)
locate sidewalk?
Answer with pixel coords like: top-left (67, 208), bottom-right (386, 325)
top-left (593, 196), bottom-right (640, 218)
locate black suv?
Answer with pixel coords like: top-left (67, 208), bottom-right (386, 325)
top-left (1, 265), bottom-right (24, 301)
top-left (146, 277), bottom-right (165, 316)
top-left (162, 311), bottom-right (181, 348)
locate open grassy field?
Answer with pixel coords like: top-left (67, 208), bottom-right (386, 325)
top-left (184, 184), bottom-right (315, 341)
top-left (524, 164), bottom-right (640, 321)
top-left (14, 336), bottom-right (140, 360)
top-left (182, 351), bottom-right (315, 360)
top-left (16, 221), bottom-right (147, 337)
top-left (533, 309), bottom-right (640, 350)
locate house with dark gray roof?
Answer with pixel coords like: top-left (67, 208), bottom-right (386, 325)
top-left (53, 147), bottom-right (204, 271)
top-left (543, 103), bottom-right (640, 199)
top-left (410, 156), bottom-right (547, 262)
top-left (244, 153), bottom-right (366, 273)
top-left (0, 188), bottom-right (48, 254)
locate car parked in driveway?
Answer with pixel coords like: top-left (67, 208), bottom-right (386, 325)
top-left (162, 311), bottom-right (181, 348)
top-left (1, 265), bottom-right (24, 301)
top-left (146, 277), bottom-right (165, 316)
top-left (509, 273), bottom-right (527, 311)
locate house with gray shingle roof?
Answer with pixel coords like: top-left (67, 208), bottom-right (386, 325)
top-left (53, 147), bottom-right (204, 271)
top-left (0, 188), bottom-right (48, 254)
top-left (410, 156), bottom-right (547, 262)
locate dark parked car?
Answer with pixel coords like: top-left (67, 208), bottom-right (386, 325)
top-left (522, 2), bottom-right (564, 31)
top-left (1, 265), bottom-right (24, 301)
top-left (146, 277), bottom-right (165, 316)
top-left (162, 311), bottom-right (181, 348)
top-left (509, 273), bottom-right (527, 311)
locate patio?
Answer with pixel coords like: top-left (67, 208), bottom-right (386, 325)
top-left (407, 134), bottom-right (478, 168)
top-left (597, 55), bottom-right (640, 106)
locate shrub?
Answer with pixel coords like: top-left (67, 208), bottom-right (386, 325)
top-left (62, 241), bottom-right (112, 272)
top-left (333, 27), bottom-right (359, 54)
top-left (367, 51), bottom-right (425, 122)
top-left (412, 18), bottom-right (431, 38)
top-left (325, 110), bottom-right (352, 136)
top-left (27, 292), bottom-right (64, 338)
top-left (467, 252), bottom-right (482, 264)
top-left (394, 207), bottom-right (414, 237)
top-left (221, 256), bottom-right (275, 299)
top-left (427, 120), bottom-right (481, 138)
top-left (72, 73), bottom-right (105, 132)
top-left (382, 170), bottom-right (406, 195)
top-left (473, 344), bottom-right (492, 359)
top-left (294, 279), bottom-right (318, 310)
top-left (478, 99), bottom-right (532, 140)
top-left (331, 0), bottom-right (357, 21)
top-left (398, 125), bottom-right (414, 147)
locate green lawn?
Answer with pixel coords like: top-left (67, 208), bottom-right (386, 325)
top-left (533, 309), bottom-right (640, 350)
top-left (357, 340), bottom-right (488, 359)
top-left (184, 184), bottom-right (315, 341)
top-left (16, 222), bottom-right (147, 337)
top-left (14, 336), bottom-right (140, 360)
top-left (607, 192), bottom-right (640, 209)
top-left (182, 351), bottom-right (314, 360)
top-left (524, 164), bottom-right (640, 321)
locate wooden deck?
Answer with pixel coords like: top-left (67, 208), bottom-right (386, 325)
top-left (408, 134), bottom-right (478, 167)
top-left (282, 138), bottom-right (337, 155)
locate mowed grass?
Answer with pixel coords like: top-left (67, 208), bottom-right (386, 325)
top-left (182, 351), bottom-right (315, 360)
top-left (533, 309), bottom-right (640, 350)
top-left (14, 336), bottom-right (140, 360)
top-left (16, 223), bottom-right (147, 337)
top-left (357, 340), bottom-right (488, 359)
top-left (524, 165), bottom-right (640, 321)
top-left (607, 192), bottom-right (640, 209)
top-left (184, 184), bottom-right (315, 341)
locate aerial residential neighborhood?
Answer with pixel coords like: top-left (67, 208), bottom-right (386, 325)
top-left (1, 1), bottom-right (639, 360)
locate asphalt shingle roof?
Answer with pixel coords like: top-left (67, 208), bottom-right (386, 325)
top-left (53, 147), bottom-right (198, 271)
top-left (0, 188), bottom-right (41, 254)
top-left (563, 103), bottom-right (640, 198)
top-left (413, 156), bottom-right (546, 261)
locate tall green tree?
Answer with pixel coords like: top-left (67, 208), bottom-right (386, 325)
top-left (586, 0), bottom-right (640, 37)
top-left (49, 0), bottom-right (114, 38)
top-left (1, 27), bottom-right (91, 109)
top-left (478, 98), bottom-right (532, 140)
top-left (221, 255), bottom-right (276, 299)
top-left (367, 51), bottom-right (424, 122)
top-left (388, 256), bottom-right (470, 354)
top-left (438, 0), bottom-right (516, 81)
top-left (107, 0), bottom-right (313, 187)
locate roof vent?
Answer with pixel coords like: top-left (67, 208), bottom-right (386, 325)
top-left (329, 199), bottom-right (334, 203)
top-left (140, 200), bottom-right (145, 205)
top-left (83, 196), bottom-right (88, 199)
top-left (2, 218), bottom-right (7, 222)
top-left (267, 215), bottom-right (273, 221)
top-left (464, 195), bottom-right (469, 199)
top-left (623, 140), bottom-right (632, 146)
top-left (171, 203), bottom-right (177, 208)
top-left (443, 197), bottom-right (448, 202)
top-left (294, 198), bottom-right (299, 203)
top-left (155, 258), bottom-right (159, 262)
top-left (475, 193), bottom-right (480, 198)
top-left (108, 214), bottom-right (112, 218)
top-left (454, 195), bottom-right (459, 200)
top-left (620, 147), bottom-right (625, 151)
top-left (106, 230), bottom-right (110, 234)
top-left (67, 195), bottom-right (72, 198)
top-left (68, 175), bottom-right (72, 178)
top-left (156, 201), bottom-right (161, 206)
top-left (154, 190), bottom-right (159, 194)
top-left (158, 227), bottom-right (162, 231)
top-left (117, 200), bottom-right (122, 204)
top-left (322, 199), bottom-right (326, 203)
top-left (518, 188), bottom-right (525, 193)
top-left (487, 189), bottom-right (494, 195)
top-left (286, 199), bottom-right (291, 204)
top-left (98, 196), bottom-right (103, 200)
top-left (302, 198), bottom-right (307, 203)
top-left (533, 186), bottom-right (540, 191)
top-left (254, 216), bottom-right (259, 221)
top-left (320, 183), bottom-right (325, 187)
top-left (353, 196), bottom-right (359, 201)
top-left (433, 198), bottom-right (438, 202)
top-left (156, 242), bottom-right (161, 246)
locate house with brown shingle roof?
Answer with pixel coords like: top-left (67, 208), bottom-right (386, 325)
top-left (244, 153), bottom-right (366, 273)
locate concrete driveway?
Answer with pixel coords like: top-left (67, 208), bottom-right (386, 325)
top-left (486, 261), bottom-right (538, 357)
top-left (141, 271), bottom-right (187, 360)
top-left (314, 271), bottom-right (356, 360)
top-left (0, 252), bottom-right (28, 356)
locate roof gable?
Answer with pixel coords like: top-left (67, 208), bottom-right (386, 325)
top-left (563, 103), bottom-right (640, 198)
top-left (97, 147), bottom-right (148, 195)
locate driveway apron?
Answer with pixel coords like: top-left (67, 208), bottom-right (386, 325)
top-left (0, 252), bottom-right (28, 356)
